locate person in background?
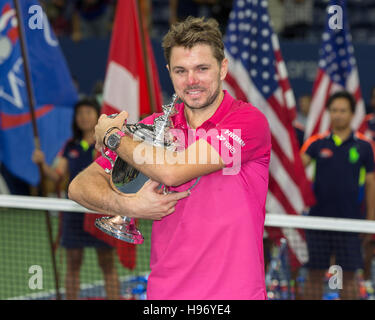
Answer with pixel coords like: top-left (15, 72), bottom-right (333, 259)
top-left (300, 91), bottom-right (375, 300)
top-left (297, 94), bottom-right (311, 127)
top-left (359, 87), bottom-right (375, 140)
top-left (293, 94), bottom-right (311, 147)
top-left (32, 99), bottom-right (120, 300)
top-left (357, 86), bottom-right (375, 283)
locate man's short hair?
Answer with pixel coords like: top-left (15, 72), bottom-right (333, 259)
top-left (326, 91), bottom-right (356, 113)
top-left (162, 16), bottom-right (225, 66)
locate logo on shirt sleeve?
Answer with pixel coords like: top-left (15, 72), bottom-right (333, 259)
top-left (216, 134), bottom-right (236, 154)
top-left (224, 129), bottom-right (246, 147)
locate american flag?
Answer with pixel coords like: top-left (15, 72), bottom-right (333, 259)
top-left (223, 0), bottom-right (315, 267)
top-left (304, 0), bottom-right (365, 139)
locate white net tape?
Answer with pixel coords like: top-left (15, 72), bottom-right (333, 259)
top-left (2, 195), bottom-right (375, 234)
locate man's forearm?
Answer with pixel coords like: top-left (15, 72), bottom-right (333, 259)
top-left (68, 161), bottom-right (191, 221)
top-left (68, 162), bottom-right (130, 217)
top-left (115, 133), bottom-right (224, 186)
top-left (115, 133), bottom-right (182, 186)
top-left (96, 112), bottom-right (225, 186)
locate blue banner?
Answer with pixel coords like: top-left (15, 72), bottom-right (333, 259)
top-left (0, 0), bottom-right (77, 185)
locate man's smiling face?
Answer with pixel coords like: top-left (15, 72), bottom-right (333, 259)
top-left (168, 43), bottom-right (228, 111)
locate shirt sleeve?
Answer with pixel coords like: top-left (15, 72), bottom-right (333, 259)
top-left (301, 136), bottom-right (319, 159)
top-left (60, 140), bottom-right (71, 158)
top-left (197, 106), bottom-right (271, 167)
top-left (363, 141), bottom-right (375, 173)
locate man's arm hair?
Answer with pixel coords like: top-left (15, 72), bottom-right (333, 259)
top-left (68, 162), bottom-right (127, 216)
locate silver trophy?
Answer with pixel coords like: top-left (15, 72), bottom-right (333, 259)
top-left (95, 94), bottom-right (179, 244)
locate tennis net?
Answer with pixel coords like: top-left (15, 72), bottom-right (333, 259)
top-left (1, 195), bottom-right (375, 300)
top-left (0, 195), bottom-right (151, 300)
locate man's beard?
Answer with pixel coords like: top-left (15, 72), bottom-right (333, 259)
top-left (182, 83), bottom-right (222, 111)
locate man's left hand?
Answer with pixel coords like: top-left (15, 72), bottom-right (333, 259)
top-left (94, 111), bottom-right (129, 150)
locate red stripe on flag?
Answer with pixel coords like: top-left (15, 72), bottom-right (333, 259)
top-left (311, 69), bottom-right (325, 97)
top-left (310, 76), bottom-right (333, 137)
top-left (268, 95), bottom-right (291, 124)
top-left (0, 104), bottom-right (53, 130)
top-left (223, 1), bottom-right (314, 267)
top-left (270, 132), bottom-right (314, 207)
top-left (225, 72), bottom-right (248, 102)
top-left (353, 86), bottom-right (362, 102)
top-left (268, 176), bottom-right (298, 215)
top-left (274, 49), bottom-right (282, 63)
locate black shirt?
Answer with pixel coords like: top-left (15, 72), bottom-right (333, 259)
top-left (302, 131), bottom-right (374, 218)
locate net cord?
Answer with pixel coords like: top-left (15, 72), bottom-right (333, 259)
top-left (1, 195), bottom-right (375, 234)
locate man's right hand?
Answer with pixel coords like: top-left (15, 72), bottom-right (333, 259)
top-left (117, 179), bottom-right (190, 220)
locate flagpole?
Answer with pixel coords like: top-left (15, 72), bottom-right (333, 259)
top-left (13, 0), bottom-right (61, 300)
top-left (135, 0), bottom-right (157, 114)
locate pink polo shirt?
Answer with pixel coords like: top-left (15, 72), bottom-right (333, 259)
top-left (96, 91), bottom-right (271, 300)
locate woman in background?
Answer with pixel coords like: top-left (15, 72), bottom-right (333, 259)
top-left (32, 98), bottom-right (120, 300)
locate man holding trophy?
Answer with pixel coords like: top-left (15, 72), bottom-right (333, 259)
top-left (69, 17), bottom-right (271, 299)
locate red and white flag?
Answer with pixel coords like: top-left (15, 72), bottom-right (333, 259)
top-left (101, 0), bottom-right (162, 121)
top-left (223, 0), bottom-right (315, 269)
top-left (84, 0), bottom-right (163, 270)
top-left (305, 0), bottom-right (365, 140)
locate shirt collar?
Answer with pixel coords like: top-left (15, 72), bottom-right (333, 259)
top-left (171, 90), bottom-right (234, 130)
top-left (328, 131), bottom-right (355, 146)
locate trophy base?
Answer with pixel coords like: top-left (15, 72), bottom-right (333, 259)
top-left (95, 216), bottom-right (144, 244)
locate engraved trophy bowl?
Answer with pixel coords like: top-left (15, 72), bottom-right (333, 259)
top-left (95, 94), bottom-right (179, 244)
